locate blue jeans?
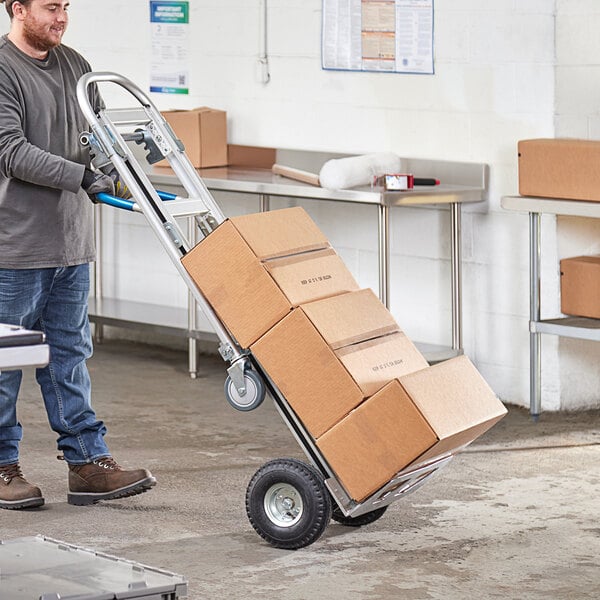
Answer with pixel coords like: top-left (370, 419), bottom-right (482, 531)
top-left (0, 265), bottom-right (109, 465)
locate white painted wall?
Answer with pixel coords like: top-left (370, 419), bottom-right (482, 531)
top-left (2, 1), bottom-right (598, 410)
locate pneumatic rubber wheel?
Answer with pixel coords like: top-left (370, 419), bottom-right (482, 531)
top-left (331, 504), bottom-right (387, 527)
top-left (246, 458), bottom-right (332, 549)
top-left (224, 369), bottom-right (265, 411)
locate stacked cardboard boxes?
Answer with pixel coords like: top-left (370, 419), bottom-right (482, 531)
top-left (317, 356), bottom-right (506, 501)
top-left (251, 289), bottom-right (429, 437)
top-left (182, 207), bottom-right (507, 502)
top-left (518, 141), bottom-right (600, 320)
top-left (181, 207), bottom-right (359, 349)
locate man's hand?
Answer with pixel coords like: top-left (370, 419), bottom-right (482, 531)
top-left (105, 168), bottom-right (132, 199)
top-left (81, 168), bottom-right (114, 202)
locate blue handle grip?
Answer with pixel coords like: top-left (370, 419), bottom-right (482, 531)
top-left (95, 193), bottom-right (136, 211)
top-left (94, 189), bottom-right (177, 210)
top-left (157, 190), bottom-right (177, 201)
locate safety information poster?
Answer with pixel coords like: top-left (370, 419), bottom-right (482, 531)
top-left (322, 0), bottom-right (434, 74)
top-left (149, 1), bottom-right (190, 94)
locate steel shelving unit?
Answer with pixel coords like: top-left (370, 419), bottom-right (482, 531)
top-left (501, 195), bottom-right (600, 417)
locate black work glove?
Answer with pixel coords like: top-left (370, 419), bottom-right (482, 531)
top-left (82, 167), bottom-right (114, 202)
top-left (105, 167), bottom-right (132, 199)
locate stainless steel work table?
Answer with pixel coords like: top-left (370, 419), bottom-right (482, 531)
top-left (91, 152), bottom-right (488, 375)
top-left (501, 195), bottom-right (600, 416)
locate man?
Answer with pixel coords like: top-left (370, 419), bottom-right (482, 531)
top-left (0, 0), bottom-right (156, 509)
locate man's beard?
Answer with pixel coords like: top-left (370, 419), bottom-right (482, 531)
top-left (22, 19), bottom-right (63, 53)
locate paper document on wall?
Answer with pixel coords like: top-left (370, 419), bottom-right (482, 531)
top-left (149, 1), bottom-right (190, 94)
top-left (322, 0), bottom-right (434, 75)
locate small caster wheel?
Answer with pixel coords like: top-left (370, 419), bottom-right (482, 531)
top-left (246, 458), bottom-right (332, 549)
top-left (331, 505), bottom-right (387, 527)
top-left (224, 369), bottom-right (265, 411)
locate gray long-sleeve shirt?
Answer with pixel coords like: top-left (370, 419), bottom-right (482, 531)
top-left (0, 35), bottom-right (97, 268)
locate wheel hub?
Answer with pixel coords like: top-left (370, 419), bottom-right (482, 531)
top-left (264, 483), bottom-right (303, 527)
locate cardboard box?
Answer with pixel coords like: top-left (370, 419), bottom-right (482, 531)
top-left (227, 144), bottom-right (276, 169)
top-left (560, 255), bottom-right (600, 319)
top-left (181, 207), bottom-right (359, 348)
top-left (316, 379), bottom-right (438, 502)
top-left (518, 139), bottom-right (600, 202)
top-left (251, 308), bottom-right (365, 438)
top-left (399, 355), bottom-right (507, 467)
top-left (251, 291), bottom-right (428, 436)
top-left (161, 107), bottom-right (227, 168)
top-left (317, 355), bottom-right (507, 501)
top-left (302, 289), bottom-right (428, 396)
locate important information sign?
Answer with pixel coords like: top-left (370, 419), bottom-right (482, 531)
top-left (149, 1), bottom-right (190, 94)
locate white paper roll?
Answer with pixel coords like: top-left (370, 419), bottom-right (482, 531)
top-left (318, 152), bottom-right (403, 190)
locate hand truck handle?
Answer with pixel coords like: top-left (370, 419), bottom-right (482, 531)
top-left (95, 190), bottom-right (177, 211)
top-left (76, 72), bottom-right (159, 166)
top-left (77, 71), bottom-right (153, 125)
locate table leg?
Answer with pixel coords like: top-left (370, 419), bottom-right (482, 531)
top-left (529, 212), bottom-right (542, 418)
top-left (450, 203), bottom-right (463, 351)
top-left (259, 194), bottom-right (270, 212)
top-left (378, 204), bottom-right (390, 308)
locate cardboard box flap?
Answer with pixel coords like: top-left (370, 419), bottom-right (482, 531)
top-left (301, 288), bottom-right (398, 350)
top-left (194, 106), bottom-right (222, 113)
top-left (163, 106), bottom-right (222, 115)
top-left (264, 249), bottom-right (360, 307)
top-left (230, 207), bottom-right (329, 259)
top-left (336, 332), bottom-right (429, 397)
top-left (561, 254), bottom-right (600, 266)
top-left (263, 247), bottom-right (335, 268)
top-left (399, 355), bottom-right (507, 440)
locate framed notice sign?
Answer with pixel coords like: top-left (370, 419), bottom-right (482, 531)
top-left (149, 1), bottom-right (190, 94)
top-left (322, 0), bottom-right (434, 74)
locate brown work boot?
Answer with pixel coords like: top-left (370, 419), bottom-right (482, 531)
top-left (67, 457), bottom-right (156, 505)
top-left (0, 463), bottom-right (44, 509)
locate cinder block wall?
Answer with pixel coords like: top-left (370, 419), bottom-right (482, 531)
top-left (2, 1), bottom-right (598, 410)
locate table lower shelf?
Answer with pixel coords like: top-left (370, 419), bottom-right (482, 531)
top-left (531, 316), bottom-right (600, 342)
top-left (88, 297), bottom-right (215, 342)
top-left (88, 298), bottom-right (461, 363)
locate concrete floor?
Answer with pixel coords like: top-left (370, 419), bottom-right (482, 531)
top-left (2, 339), bottom-right (600, 599)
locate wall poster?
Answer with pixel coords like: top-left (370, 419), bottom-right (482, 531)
top-left (149, 1), bottom-right (190, 94)
top-left (322, 0), bottom-right (434, 74)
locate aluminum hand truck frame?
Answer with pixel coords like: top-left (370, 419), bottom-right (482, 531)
top-left (77, 72), bottom-right (454, 549)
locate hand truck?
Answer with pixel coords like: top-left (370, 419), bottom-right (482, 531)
top-left (77, 72), bottom-right (454, 550)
